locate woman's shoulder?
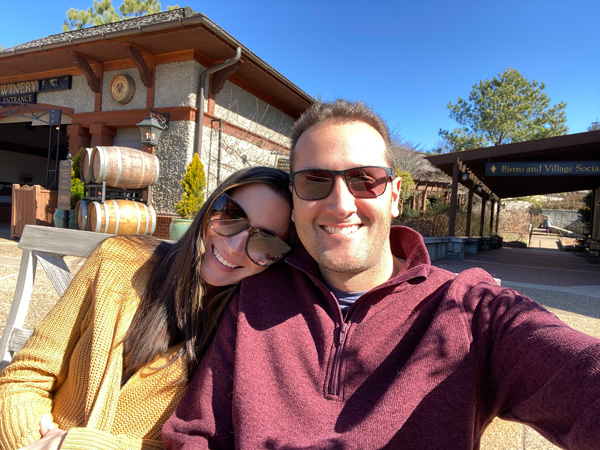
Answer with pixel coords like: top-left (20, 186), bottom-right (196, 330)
top-left (91, 235), bottom-right (171, 269)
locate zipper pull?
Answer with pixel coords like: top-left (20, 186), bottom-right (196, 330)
top-left (338, 322), bottom-right (348, 346)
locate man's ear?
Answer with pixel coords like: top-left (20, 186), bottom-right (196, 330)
top-left (390, 176), bottom-right (402, 218)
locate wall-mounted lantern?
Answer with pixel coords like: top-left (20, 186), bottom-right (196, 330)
top-left (137, 110), bottom-right (169, 147)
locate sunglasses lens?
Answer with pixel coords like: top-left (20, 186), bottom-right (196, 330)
top-left (293, 170), bottom-right (334, 200)
top-left (293, 167), bottom-right (390, 200)
top-left (346, 167), bottom-right (390, 198)
top-left (247, 229), bottom-right (291, 266)
top-left (209, 196), bottom-right (249, 236)
top-left (209, 193), bottom-right (290, 266)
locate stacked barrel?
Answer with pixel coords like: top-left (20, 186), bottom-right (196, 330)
top-left (77, 146), bottom-right (159, 235)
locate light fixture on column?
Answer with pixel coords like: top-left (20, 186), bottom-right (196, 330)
top-left (137, 109), bottom-right (169, 146)
top-left (460, 169), bottom-right (469, 182)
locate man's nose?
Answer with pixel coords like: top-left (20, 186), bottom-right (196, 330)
top-left (324, 176), bottom-right (358, 215)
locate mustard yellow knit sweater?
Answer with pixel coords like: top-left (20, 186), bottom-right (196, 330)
top-left (0, 236), bottom-right (187, 450)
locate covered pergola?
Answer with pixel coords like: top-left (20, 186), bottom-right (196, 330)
top-left (425, 130), bottom-right (600, 239)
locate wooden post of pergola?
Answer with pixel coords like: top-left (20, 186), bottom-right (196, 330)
top-left (449, 161), bottom-right (459, 237)
top-left (495, 201), bottom-right (501, 235)
top-left (479, 194), bottom-right (486, 236)
top-left (466, 186), bottom-right (474, 237)
top-left (490, 199), bottom-right (496, 235)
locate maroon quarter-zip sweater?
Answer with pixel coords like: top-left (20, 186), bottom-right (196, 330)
top-left (163, 226), bottom-right (600, 450)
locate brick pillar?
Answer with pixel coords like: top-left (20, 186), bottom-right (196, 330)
top-left (89, 123), bottom-right (116, 147)
top-left (67, 124), bottom-right (91, 156)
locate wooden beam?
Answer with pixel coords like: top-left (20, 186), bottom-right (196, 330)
top-left (71, 52), bottom-right (101, 93)
top-left (449, 160), bottom-right (459, 237)
top-left (480, 195), bottom-right (487, 236)
top-left (466, 186), bottom-right (474, 237)
top-left (126, 44), bottom-right (154, 88)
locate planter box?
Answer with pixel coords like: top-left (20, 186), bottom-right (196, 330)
top-left (10, 184), bottom-right (57, 239)
top-left (465, 237), bottom-right (479, 255)
top-left (423, 237), bottom-right (466, 261)
top-left (479, 237), bottom-right (491, 251)
top-left (446, 237), bottom-right (466, 260)
top-left (423, 237), bottom-right (448, 262)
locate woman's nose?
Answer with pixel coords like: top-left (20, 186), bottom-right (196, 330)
top-left (224, 230), bottom-right (249, 255)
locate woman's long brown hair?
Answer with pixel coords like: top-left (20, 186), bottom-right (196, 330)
top-left (122, 167), bottom-right (295, 382)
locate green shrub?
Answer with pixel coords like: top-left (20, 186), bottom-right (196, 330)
top-left (175, 153), bottom-right (207, 219)
top-left (70, 148), bottom-right (85, 208)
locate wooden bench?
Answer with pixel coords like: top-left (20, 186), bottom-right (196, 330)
top-left (0, 225), bottom-right (113, 372)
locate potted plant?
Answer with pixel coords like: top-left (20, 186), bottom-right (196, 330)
top-left (169, 153), bottom-right (207, 240)
top-left (54, 148), bottom-right (84, 229)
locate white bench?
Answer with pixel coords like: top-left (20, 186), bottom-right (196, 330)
top-left (0, 225), bottom-right (113, 372)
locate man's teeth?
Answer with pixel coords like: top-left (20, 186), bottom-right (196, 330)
top-left (213, 246), bottom-right (239, 268)
top-left (323, 224), bottom-right (360, 235)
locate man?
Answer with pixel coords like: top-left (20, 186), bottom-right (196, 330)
top-left (163, 100), bottom-right (600, 449)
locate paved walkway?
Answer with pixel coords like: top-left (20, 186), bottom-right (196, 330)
top-left (0, 224), bottom-right (598, 449)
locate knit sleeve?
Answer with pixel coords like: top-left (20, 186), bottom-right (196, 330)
top-left (0, 241), bottom-right (102, 450)
top-left (463, 277), bottom-right (600, 448)
top-left (60, 427), bottom-right (163, 450)
top-left (162, 292), bottom-right (239, 450)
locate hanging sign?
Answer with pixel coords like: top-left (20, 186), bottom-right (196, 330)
top-left (277, 157), bottom-right (290, 173)
top-left (0, 76), bottom-right (72, 104)
top-left (486, 161), bottom-right (600, 176)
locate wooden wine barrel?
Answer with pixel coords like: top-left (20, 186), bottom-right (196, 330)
top-left (75, 200), bottom-right (89, 230)
top-left (87, 200), bottom-right (156, 235)
top-left (91, 146), bottom-right (160, 189)
top-left (80, 148), bottom-right (93, 183)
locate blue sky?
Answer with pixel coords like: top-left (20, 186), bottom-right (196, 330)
top-left (3, 0), bottom-right (599, 151)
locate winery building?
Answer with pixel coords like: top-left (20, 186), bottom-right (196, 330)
top-left (0, 7), bottom-right (313, 238)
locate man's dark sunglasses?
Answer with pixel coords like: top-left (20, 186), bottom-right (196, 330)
top-left (290, 166), bottom-right (394, 201)
top-left (208, 193), bottom-right (291, 267)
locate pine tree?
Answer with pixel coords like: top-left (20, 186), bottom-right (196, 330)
top-left (63, 0), bottom-right (179, 31)
top-left (439, 68), bottom-right (568, 152)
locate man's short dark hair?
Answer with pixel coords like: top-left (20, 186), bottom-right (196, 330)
top-left (290, 99), bottom-right (396, 170)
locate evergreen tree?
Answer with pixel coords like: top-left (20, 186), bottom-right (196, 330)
top-left (70, 148), bottom-right (85, 209)
top-left (175, 154), bottom-right (206, 219)
top-left (439, 68), bottom-right (568, 152)
top-left (63, 0), bottom-right (178, 31)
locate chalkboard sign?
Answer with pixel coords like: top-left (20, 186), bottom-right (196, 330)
top-left (57, 160), bottom-right (72, 210)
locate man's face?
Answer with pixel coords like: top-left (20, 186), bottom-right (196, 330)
top-left (291, 120), bottom-right (401, 287)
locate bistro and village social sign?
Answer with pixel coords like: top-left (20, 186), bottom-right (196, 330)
top-left (0, 76), bottom-right (72, 103)
top-left (486, 161), bottom-right (600, 176)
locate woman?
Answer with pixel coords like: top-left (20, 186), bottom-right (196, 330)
top-left (0, 167), bottom-right (295, 450)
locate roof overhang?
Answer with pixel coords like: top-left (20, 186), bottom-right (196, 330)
top-left (0, 8), bottom-right (313, 118)
top-left (425, 130), bottom-right (600, 199)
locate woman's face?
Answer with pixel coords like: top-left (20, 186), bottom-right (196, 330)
top-left (201, 183), bottom-right (292, 288)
